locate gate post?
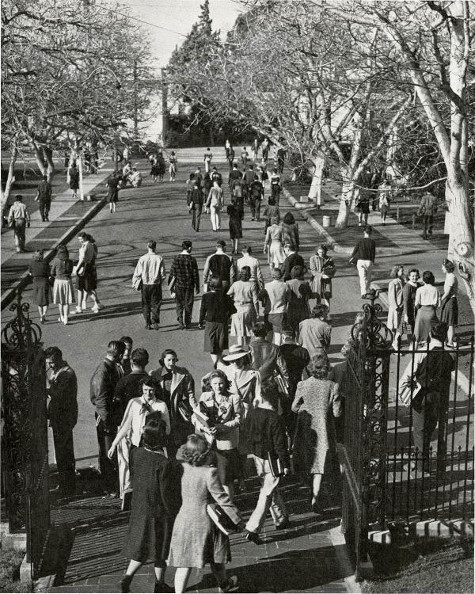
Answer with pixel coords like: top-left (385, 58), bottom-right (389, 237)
top-left (1, 292), bottom-right (49, 578)
top-left (360, 298), bottom-right (393, 537)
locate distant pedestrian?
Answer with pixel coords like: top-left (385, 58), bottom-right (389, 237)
top-left (237, 245), bottom-right (264, 292)
top-left (132, 240), bottom-right (166, 330)
top-left (107, 171), bottom-right (120, 213)
top-left (68, 162), bottom-right (80, 199)
top-left (187, 179), bottom-right (204, 232)
top-left (228, 267), bottom-right (259, 347)
top-left (249, 321), bottom-right (289, 385)
top-left (249, 178), bottom-right (264, 221)
top-left (414, 270), bottom-right (440, 344)
top-left (261, 268), bottom-right (290, 345)
top-left (45, 346), bottom-right (78, 497)
top-left (205, 180), bottom-right (224, 232)
top-left (169, 151), bottom-right (177, 181)
top-left (168, 241), bottom-right (200, 330)
top-left (28, 249), bottom-right (51, 323)
top-left (75, 231), bottom-right (102, 314)
top-left (387, 265), bottom-right (405, 342)
top-left (251, 137), bottom-right (260, 161)
top-left (401, 268), bottom-right (420, 341)
top-left (130, 167), bottom-right (142, 188)
top-left (281, 242), bottom-right (306, 282)
top-left (264, 217), bottom-right (285, 270)
top-left (228, 162), bottom-right (242, 189)
top-left (226, 198), bottom-right (243, 255)
top-left (151, 156), bottom-right (160, 182)
top-left (355, 173), bottom-right (371, 226)
top-left (35, 175), bottom-right (52, 221)
top-left (269, 169), bottom-right (282, 205)
top-left (199, 278), bottom-right (236, 368)
top-left (285, 266), bottom-right (312, 340)
top-left (118, 416), bottom-right (181, 594)
top-left (240, 146), bottom-right (249, 167)
top-left (90, 340), bottom-right (126, 496)
top-left (276, 147), bottom-right (286, 174)
top-left (298, 304), bottom-right (332, 358)
top-left (309, 245), bottom-right (336, 314)
top-left (378, 179), bottom-right (391, 225)
top-left (242, 164), bottom-right (257, 203)
top-left (417, 191), bottom-right (437, 240)
top-left (261, 138), bottom-right (270, 163)
top-left (50, 245), bottom-right (75, 325)
top-left (203, 240), bottom-right (235, 292)
top-left (225, 139), bottom-right (235, 170)
top-left (156, 152), bottom-right (166, 182)
top-left (8, 194), bottom-right (30, 253)
top-left (292, 353), bottom-right (341, 512)
top-left (350, 225), bottom-right (376, 298)
top-left (440, 259), bottom-right (458, 347)
top-left (281, 212), bottom-right (300, 251)
top-left (204, 147), bottom-right (213, 173)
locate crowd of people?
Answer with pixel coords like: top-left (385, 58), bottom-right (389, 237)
top-left (35, 142), bottom-right (463, 594)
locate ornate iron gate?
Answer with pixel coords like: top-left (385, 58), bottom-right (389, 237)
top-left (1, 294), bottom-right (50, 578)
top-left (340, 297), bottom-right (473, 579)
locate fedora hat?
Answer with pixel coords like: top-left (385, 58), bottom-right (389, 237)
top-left (223, 345), bottom-right (250, 362)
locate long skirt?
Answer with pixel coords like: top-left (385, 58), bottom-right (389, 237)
top-left (268, 240), bottom-right (285, 268)
top-left (32, 277), bottom-right (51, 307)
top-left (230, 304), bottom-right (256, 339)
top-left (414, 305), bottom-right (438, 343)
top-left (441, 297), bottom-right (458, 327)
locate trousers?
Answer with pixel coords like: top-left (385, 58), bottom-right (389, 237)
top-left (250, 199), bottom-right (261, 220)
top-left (39, 201), bottom-right (51, 221)
top-left (141, 284), bottom-right (162, 325)
top-left (175, 286), bottom-right (194, 327)
top-left (245, 456), bottom-right (288, 533)
top-left (356, 259), bottom-right (373, 296)
top-left (423, 215), bottom-right (434, 238)
top-left (191, 204), bottom-right (202, 231)
top-left (52, 425), bottom-right (76, 494)
top-left (210, 205), bottom-right (221, 231)
top-left (12, 218), bottom-right (26, 251)
top-left (95, 415), bottom-right (118, 493)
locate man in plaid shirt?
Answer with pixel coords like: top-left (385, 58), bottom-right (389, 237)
top-left (169, 240), bottom-right (200, 329)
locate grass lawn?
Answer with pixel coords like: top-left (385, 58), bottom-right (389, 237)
top-left (363, 537), bottom-right (474, 593)
top-left (0, 548), bottom-right (31, 593)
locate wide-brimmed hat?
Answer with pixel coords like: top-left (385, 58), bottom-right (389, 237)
top-left (223, 345), bottom-right (250, 362)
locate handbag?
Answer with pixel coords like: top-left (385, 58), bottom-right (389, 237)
top-left (267, 450), bottom-right (285, 478)
top-left (177, 398), bottom-right (193, 423)
top-left (206, 503), bottom-right (241, 535)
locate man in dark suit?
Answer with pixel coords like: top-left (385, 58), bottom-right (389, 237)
top-left (90, 340), bottom-right (126, 495)
top-left (45, 346), bottom-right (78, 497)
top-left (36, 175), bottom-right (52, 221)
top-left (187, 179), bottom-right (204, 231)
top-left (281, 242), bottom-right (306, 281)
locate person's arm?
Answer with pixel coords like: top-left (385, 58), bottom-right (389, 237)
top-left (160, 402), bottom-right (171, 435)
top-left (324, 324), bottom-right (332, 350)
top-left (199, 293), bottom-right (207, 327)
top-left (203, 255), bottom-right (211, 285)
top-left (441, 276), bottom-right (454, 302)
top-left (264, 227), bottom-right (271, 252)
top-left (107, 400), bottom-right (134, 456)
top-left (251, 284), bottom-right (259, 316)
top-left (168, 258), bottom-right (176, 286)
top-left (330, 382), bottom-right (342, 418)
top-left (414, 287), bottom-right (421, 308)
top-left (132, 257), bottom-right (143, 287)
top-left (205, 189), bottom-right (212, 209)
top-left (435, 287), bottom-right (441, 308)
top-left (207, 467), bottom-right (242, 524)
top-left (272, 416), bottom-right (290, 469)
top-left (350, 244), bottom-right (359, 262)
top-left (159, 257), bottom-right (166, 284)
top-left (25, 206), bottom-right (31, 225)
top-left (295, 224), bottom-right (300, 250)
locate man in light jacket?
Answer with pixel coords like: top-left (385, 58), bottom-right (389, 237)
top-left (132, 240), bottom-right (166, 330)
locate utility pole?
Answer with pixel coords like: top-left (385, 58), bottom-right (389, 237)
top-left (161, 67), bottom-right (168, 148)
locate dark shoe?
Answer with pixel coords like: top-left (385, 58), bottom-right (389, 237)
top-left (275, 518), bottom-right (291, 531)
top-left (428, 228), bottom-right (433, 235)
top-left (244, 529), bottom-right (262, 545)
top-left (120, 575), bottom-right (132, 593)
top-left (144, 323), bottom-right (151, 330)
top-left (178, 323), bottom-right (185, 330)
top-left (219, 576), bottom-right (238, 593)
top-left (154, 581), bottom-right (174, 593)
top-left (121, 491), bottom-right (132, 512)
top-left (185, 324), bottom-right (192, 329)
top-left (152, 323), bottom-right (160, 330)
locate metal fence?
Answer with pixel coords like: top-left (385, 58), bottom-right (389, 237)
top-left (339, 300), bottom-right (474, 578)
top-left (1, 294), bottom-right (50, 579)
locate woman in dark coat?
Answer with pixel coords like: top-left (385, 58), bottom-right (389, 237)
top-left (226, 197), bottom-right (243, 254)
top-left (28, 249), bottom-right (51, 323)
top-left (199, 278), bottom-right (236, 368)
top-left (120, 415), bottom-right (182, 594)
top-left (107, 172), bottom-right (120, 214)
top-left (168, 434), bottom-right (242, 594)
top-left (68, 162), bottom-right (80, 199)
top-left (285, 265), bottom-right (312, 339)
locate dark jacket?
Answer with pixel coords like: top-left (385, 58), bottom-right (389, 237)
top-left (90, 358), bottom-right (122, 430)
top-left (188, 187), bottom-right (203, 207)
top-left (199, 291), bottom-right (236, 325)
top-left (48, 363), bottom-right (78, 430)
top-left (249, 337), bottom-right (289, 384)
top-left (244, 407), bottom-right (290, 467)
top-left (412, 347), bottom-right (455, 413)
top-left (37, 180), bottom-right (52, 202)
top-left (279, 343), bottom-right (310, 398)
top-left (351, 238), bottom-right (376, 263)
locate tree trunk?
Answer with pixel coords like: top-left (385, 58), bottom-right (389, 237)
top-left (446, 175), bottom-right (475, 314)
top-left (43, 147), bottom-right (55, 181)
top-left (335, 177), bottom-right (355, 229)
top-left (32, 141), bottom-right (47, 176)
top-left (308, 153), bottom-right (326, 206)
top-left (1, 143), bottom-right (18, 221)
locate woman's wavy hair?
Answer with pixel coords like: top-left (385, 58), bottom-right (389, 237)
top-left (307, 353), bottom-right (330, 379)
top-left (177, 434), bottom-right (211, 466)
top-left (159, 348), bottom-right (178, 368)
top-left (208, 369), bottom-right (231, 393)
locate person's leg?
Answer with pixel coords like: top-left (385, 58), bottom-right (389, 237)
top-left (142, 286), bottom-right (151, 328)
top-left (196, 204), bottom-right (202, 231)
top-left (120, 559), bottom-right (142, 592)
top-left (63, 304), bottom-right (70, 324)
top-left (184, 288), bottom-right (194, 328)
top-left (76, 289), bottom-right (84, 312)
top-left (366, 261), bottom-right (373, 291)
top-left (45, 201), bottom-right (51, 221)
top-left (356, 261), bottom-right (367, 297)
top-left (174, 568), bottom-right (192, 594)
top-left (53, 427), bottom-right (76, 495)
top-left (256, 200), bottom-right (261, 221)
top-left (428, 214), bottom-right (433, 234)
top-left (17, 221), bottom-right (26, 251)
top-left (423, 215), bottom-right (429, 239)
top-left (312, 473), bottom-right (323, 502)
top-left (210, 206), bottom-right (217, 231)
top-left (151, 285), bottom-right (162, 328)
top-left (273, 331), bottom-right (282, 346)
top-left (447, 324), bottom-right (455, 345)
top-left (268, 484), bottom-right (288, 527)
top-left (211, 562), bottom-right (234, 591)
top-left (245, 456), bottom-right (280, 534)
top-left (175, 287), bottom-right (185, 328)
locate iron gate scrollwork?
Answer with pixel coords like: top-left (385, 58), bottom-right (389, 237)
top-left (1, 293), bottom-right (50, 578)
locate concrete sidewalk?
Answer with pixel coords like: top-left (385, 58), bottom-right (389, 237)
top-left (40, 476), bottom-right (356, 594)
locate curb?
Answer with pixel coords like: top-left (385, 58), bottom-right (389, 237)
top-left (1, 197), bottom-right (106, 311)
top-left (283, 186), bottom-right (405, 257)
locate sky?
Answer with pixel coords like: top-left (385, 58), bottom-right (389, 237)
top-left (116, 0), bottom-right (243, 69)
